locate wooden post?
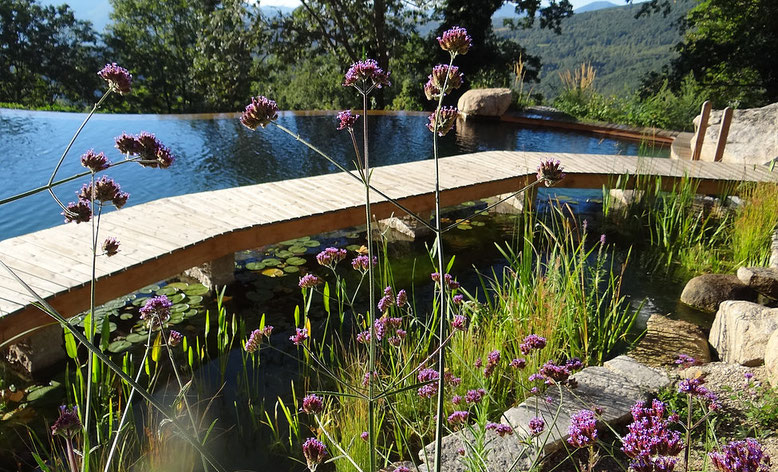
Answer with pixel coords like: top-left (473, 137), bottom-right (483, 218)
top-left (692, 100), bottom-right (712, 161)
top-left (713, 107), bottom-right (733, 162)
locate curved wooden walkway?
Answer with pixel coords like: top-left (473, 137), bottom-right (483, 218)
top-left (1, 151), bottom-right (777, 344)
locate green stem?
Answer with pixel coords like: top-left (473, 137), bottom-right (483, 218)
top-left (82, 179), bottom-right (99, 472)
top-left (363, 90), bottom-right (377, 472)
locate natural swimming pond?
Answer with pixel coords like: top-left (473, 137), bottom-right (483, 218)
top-left (0, 109), bottom-right (667, 239)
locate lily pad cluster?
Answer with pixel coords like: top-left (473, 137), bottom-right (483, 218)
top-left (241, 236), bottom-right (321, 278)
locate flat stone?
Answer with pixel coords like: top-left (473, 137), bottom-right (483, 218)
top-left (457, 88), bottom-right (513, 117)
top-left (4, 323), bottom-right (66, 374)
top-left (765, 330), bottom-right (778, 387)
top-left (182, 253), bottom-right (235, 289)
top-left (603, 354), bottom-right (673, 392)
top-left (709, 301), bottom-right (778, 366)
top-left (680, 273), bottom-right (757, 313)
top-left (630, 314), bottom-right (712, 368)
top-left (737, 266), bottom-right (778, 299)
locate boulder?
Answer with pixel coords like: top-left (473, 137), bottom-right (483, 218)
top-left (457, 88), bottom-right (513, 118)
top-left (693, 102), bottom-right (778, 165)
top-left (737, 266), bottom-right (778, 299)
top-left (679, 273), bottom-right (757, 313)
top-left (766, 330), bottom-right (778, 387)
top-left (709, 301), bottom-right (778, 366)
top-left (630, 314), bottom-right (712, 368)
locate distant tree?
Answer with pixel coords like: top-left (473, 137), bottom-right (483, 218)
top-left (0, 0), bottom-right (102, 106)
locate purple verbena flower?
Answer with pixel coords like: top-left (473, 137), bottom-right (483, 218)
top-left (356, 330), bottom-right (370, 344)
top-left (63, 201), bottom-right (92, 224)
top-left (102, 237), bottom-right (120, 257)
top-left (139, 295), bottom-right (172, 328)
top-left (80, 150), bottom-right (110, 172)
top-left (343, 59), bottom-right (391, 89)
top-left (453, 294), bottom-right (464, 305)
top-left (451, 395), bottom-right (463, 405)
top-left (316, 247), bottom-right (347, 267)
top-left (116, 132), bottom-right (175, 169)
top-left (351, 254), bottom-right (377, 272)
top-left (360, 431), bottom-right (369, 441)
top-left (567, 410), bottom-right (598, 448)
top-left (301, 394), bottom-right (324, 414)
top-left (709, 438), bottom-right (770, 472)
top-left (51, 405), bottom-right (81, 438)
top-left (528, 417), bottom-right (545, 436)
top-left (447, 410), bottom-right (469, 426)
top-left (245, 326), bottom-right (273, 352)
top-left (451, 315), bottom-right (467, 331)
top-left (675, 354), bottom-right (698, 368)
top-left (678, 377), bottom-right (719, 408)
top-left (396, 289), bottom-right (408, 308)
top-left (427, 107), bottom-right (459, 137)
top-left (424, 79), bottom-right (441, 100)
top-left (429, 64), bottom-right (463, 95)
top-left (465, 388), bottom-right (486, 404)
top-left (299, 274), bottom-right (322, 289)
top-left (622, 399), bottom-right (684, 467)
top-left (241, 96), bottom-right (279, 130)
top-left (520, 334), bottom-right (547, 354)
top-left (336, 110), bottom-right (359, 130)
top-left (510, 358), bottom-right (526, 369)
top-left (78, 176), bottom-right (123, 203)
top-left (98, 63), bottom-right (132, 94)
top-left (362, 370), bottom-right (378, 387)
top-left (115, 132), bottom-right (141, 155)
top-left (168, 330), bottom-right (183, 347)
top-left (437, 26), bottom-right (472, 56)
top-left (290, 328), bottom-right (308, 345)
top-left (395, 467), bottom-right (411, 472)
top-left (537, 159), bottom-right (565, 186)
top-left (301, 438), bottom-right (328, 472)
top-left (486, 422), bottom-right (514, 437)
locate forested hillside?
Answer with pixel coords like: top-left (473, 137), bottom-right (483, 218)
top-left (496, 0), bottom-right (695, 98)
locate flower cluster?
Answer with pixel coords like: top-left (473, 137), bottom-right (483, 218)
top-left (301, 394), bottom-right (324, 414)
top-left (78, 176), bottom-right (128, 206)
top-left (678, 377), bottom-right (720, 409)
top-left (362, 370), bottom-right (379, 387)
top-left (426, 107), bottom-right (459, 137)
top-left (536, 158), bottom-right (565, 186)
top-left (447, 410), bottom-right (469, 426)
top-left (316, 247), bottom-right (348, 268)
top-left (302, 438), bottom-right (328, 472)
top-left (538, 358), bottom-right (582, 385)
top-left (80, 150), bottom-right (110, 172)
top-left (336, 110), bottom-right (359, 130)
top-left (51, 405), bottom-right (81, 438)
top-left (139, 295), bottom-right (172, 329)
top-left (168, 330), bottom-right (183, 347)
top-left (427, 64), bottom-right (463, 98)
top-left (520, 334), bottom-right (546, 355)
top-left (483, 349), bottom-right (500, 378)
top-left (343, 59), bottom-right (391, 89)
top-left (98, 63), bottom-right (132, 94)
top-left (437, 26), bottom-right (472, 56)
top-left (240, 96), bottom-right (279, 130)
top-left (510, 358), bottom-right (527, 369)
top-left (430, 272), bottom-right (461, 290)
top-left (244, 325), bottom-right (273, 352)
top-left (622, 399), bottom-right (684, 471)
top-left (528, 417), bottom-right (545, 436)
top-left (351, 254), bottom-right (377, 272)
top-left (464, 388), bottom-right (486, 404)
top-left (290, 328), bottom-right (308, 345)
top-left (709, 438), bottom-right (770, 472)
top-left (115, 131), bottom-right (174, 169)
top-left (62, 201), bottom-right (92, 224)
top-left (299, 273), bottom-right (322, 289)
top-left (417, 368), bottom-right (440, 398)
top-left (378, 286), bottom-right (395, 313)
top-left (451, 314), bottom-right (468, 331)
top-left (486, 422), bottom-right (514, 437)
top-left (567, 409), bottom-right (598, 448)
top-left (102, 237), bottom-right (120, 257)
top-left (675, 354), bottom-right (699, 368)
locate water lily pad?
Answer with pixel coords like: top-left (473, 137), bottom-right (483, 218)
top-left (303, 240), bottom-right (320, 248)
top-left (108, 322), bottom-right (117, 333)
top-left (166, 282), bottom-right (190, 290)
top-left (245, 261), bottom-right (266, 271)
top-left (471, 221), bottom-right (486, 227)
top-left (462, 201), bottom-right (476, 207)
top-left (168, 315), bottom-right (183, 325)
top-left (172, 303), bottom-right (189, 313)
top-left (285, 257), bottom-right (306, 266)
top-left (107, 340), bottom-right (133, 353)
top-left (183, 309), bottom-right (199, 318)
top-left (261, 268), bottom-right (284, 277)
top-left (283, 266), bottom-right (300, 273)
top-left (456, 224), bottom-right (473, 230)
top-left (346, 244), bottom-right (361, 252)
top-left (132, 297), bottom-right (150, 307)
top-left (278, 239), bottom-right (298, 246)
top-left (139, 284), bottom-right (160, 294)
top-left (345, 232), bottom-right (360, 239)
top-left (169, 293), bottom-right (186, 304)
top-left (26, 385), bottom-right (60, 403)
top-left (275, 250), bottom-right (294, 258)
top-left (126, 333), bottom-right (147, 344)
top-left (262, 258), bottom-right (281, 267)
top-left (103, 299), bottom-right (127, 310)
top-left (184, 284), bottom-right (209, 295)
top-left (186, 295), bottom-right (203, 305)
top-left (288, 246), bottom-right (307, 254)
top-left (156, 286), bottom-right (179, 296)
top-left (119, 313), bottom-right (134, 321)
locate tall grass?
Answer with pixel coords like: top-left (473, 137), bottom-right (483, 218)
top-left (731, 183), bottom-right (778, 266)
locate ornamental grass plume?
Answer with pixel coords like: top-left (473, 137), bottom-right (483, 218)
top-left (427, 107), bottom-right (459, 137)
top-left (98, 63), bottom-right (132, 94)
top-left (240, 95), bottom-right (279, 130)
top-left (437, 26), bottom-right (472, 56)
top-left (80, 150), bottom-right (110, 172)
top-left (709, 438), bottom-right (770, 472)
top-left (336, 110), bottom-right (359, 130)
top-left (301, 438), bottom-right (328, 472)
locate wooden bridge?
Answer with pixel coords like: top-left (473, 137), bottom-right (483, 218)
top-left (1, 150), bottom-right (777, 346)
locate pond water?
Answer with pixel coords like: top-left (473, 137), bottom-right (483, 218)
top-left (0, 109), bottom-right (667, 239)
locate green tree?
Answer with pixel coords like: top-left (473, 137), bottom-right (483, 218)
top-left (0, 0), bottom-right (102, 107)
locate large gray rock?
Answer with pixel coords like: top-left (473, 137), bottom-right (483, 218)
top-left (765, 330), bottom-right (778, 387)
top-left (738, 266), bottom-right (778, 299)
top-left (680, 273), bottom-right (757, 312)
top-left (709, 301), bottom-right (778, 366)
top-left (630, 314), bottom-right (712, 368)
top-left (693, 102), bottom-right (778, 165)
top-left (457, 88), bottom-right (513, 117)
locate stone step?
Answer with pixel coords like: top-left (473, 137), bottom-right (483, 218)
top-left (737, 266), bottom-right (778, 299)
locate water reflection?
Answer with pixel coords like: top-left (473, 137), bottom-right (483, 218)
top-left (0, 109), bottom-right (667, 239)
